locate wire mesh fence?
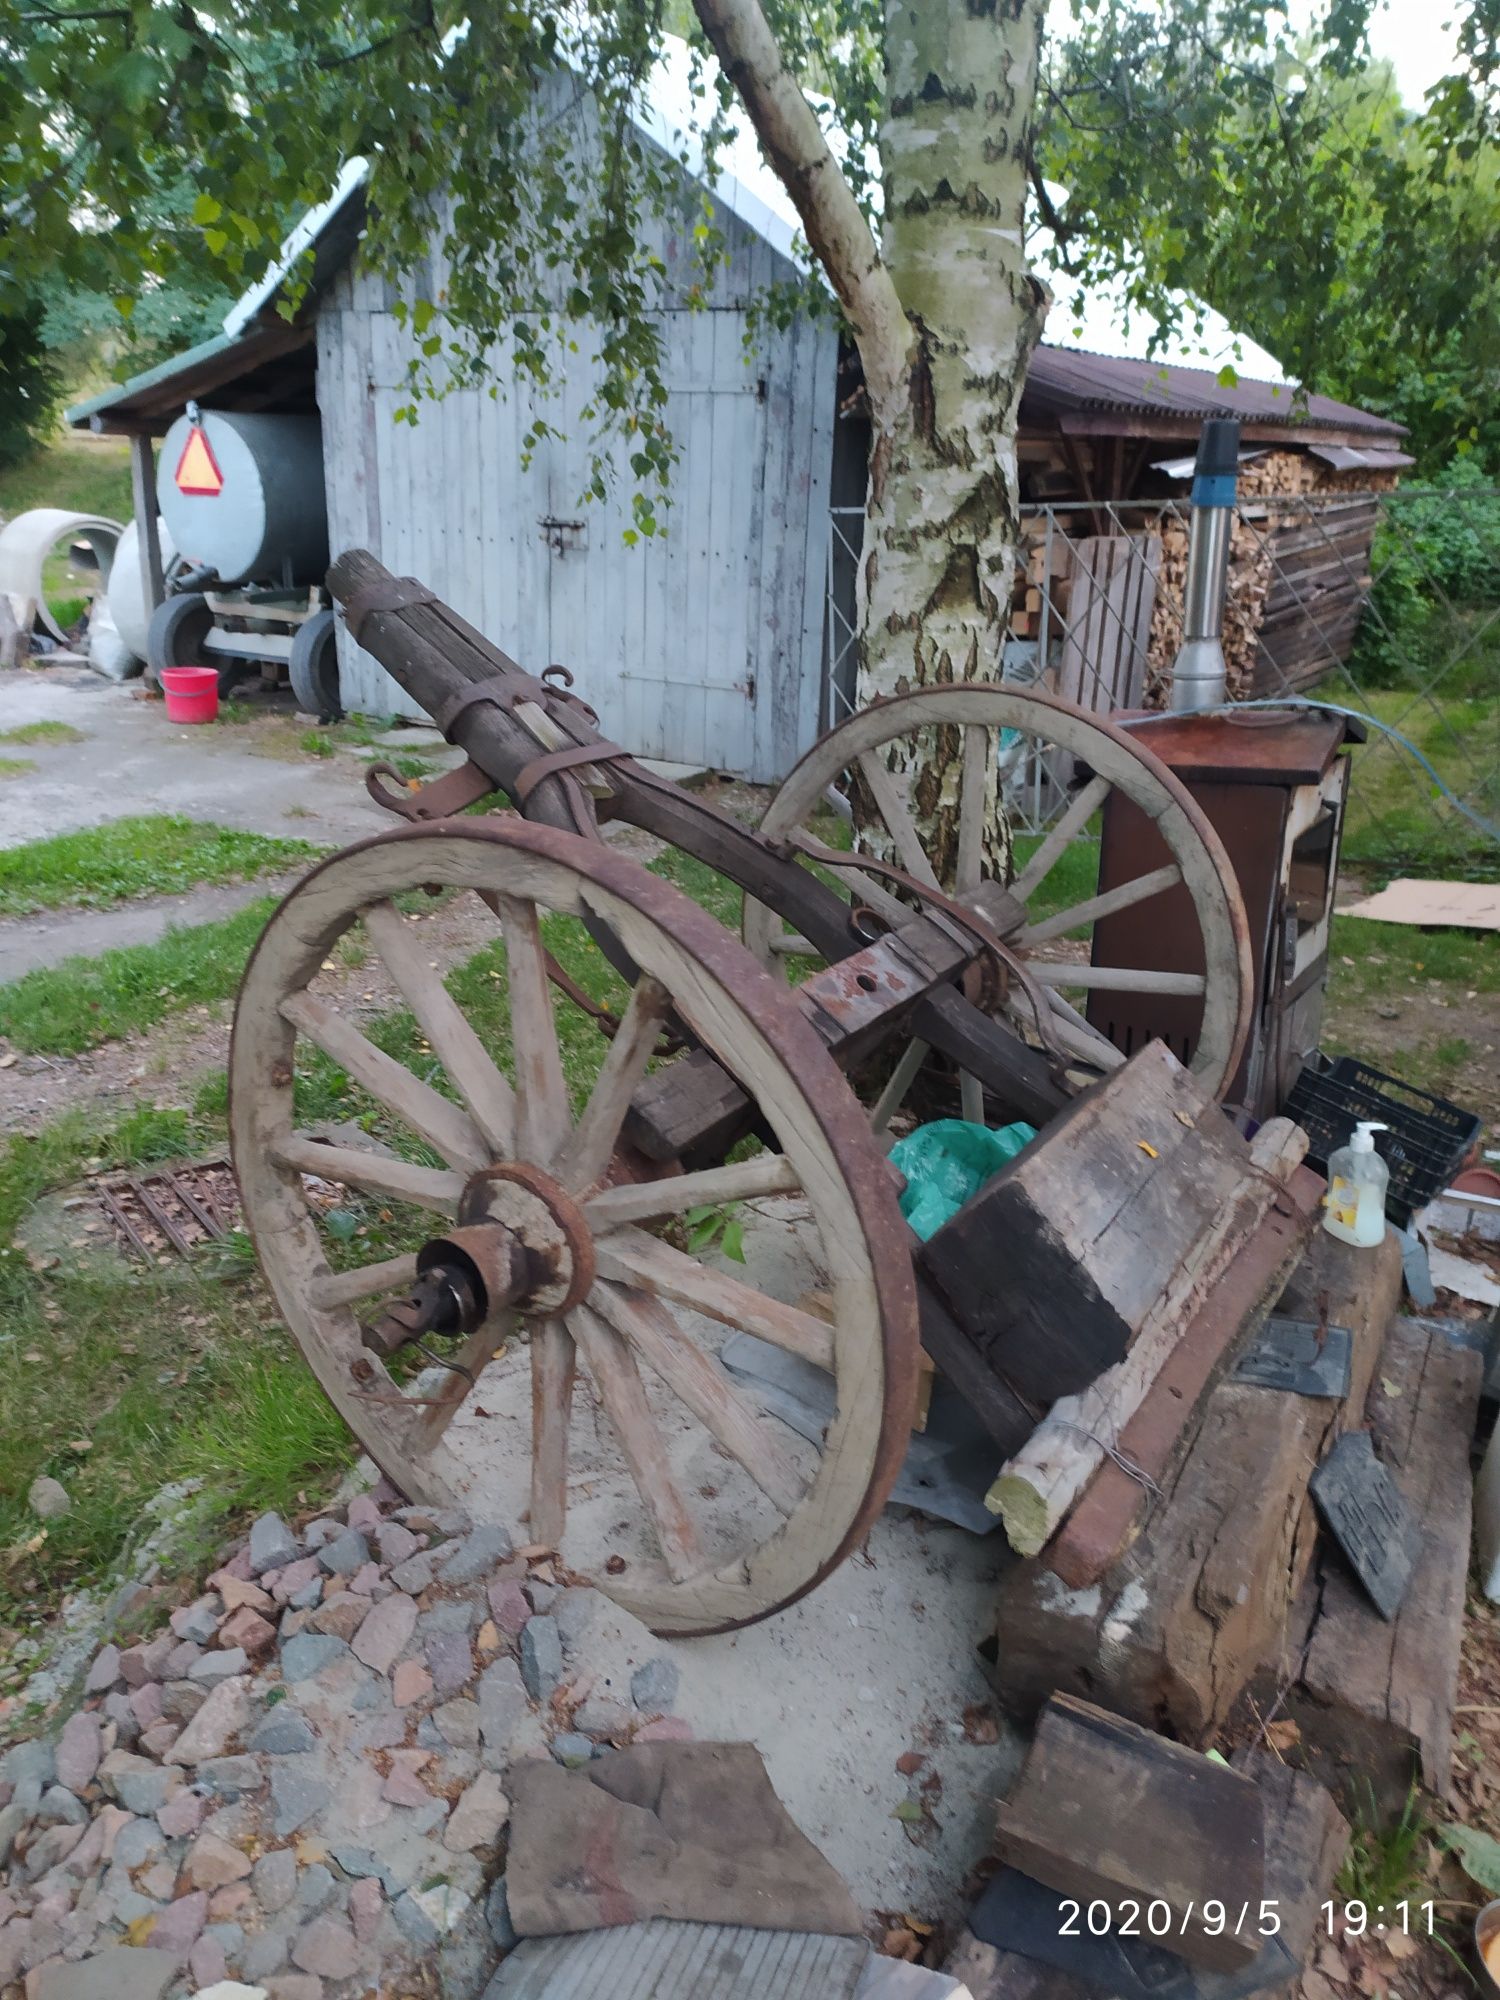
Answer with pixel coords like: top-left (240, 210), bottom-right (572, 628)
top-left (824, 486), bottom-right (1500, 870)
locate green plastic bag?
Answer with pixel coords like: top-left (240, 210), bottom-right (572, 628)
top-left (888, 1116), bottom-right (1037, 1241)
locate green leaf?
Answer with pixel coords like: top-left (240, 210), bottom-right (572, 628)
top-left (892, 1799), bottom-right (925, 1823)
top-left (721, 1217), bottom-right (745, 1263)
top-left (1216, 364), bottom-right (1239, 388)
top-left (326, 1210), bottom-right (358, 1242)
top-left (192, 193), bottom-right (222, 226)
top-left (1440, 1823), bottom-right (1500, 1894)
top-left (203, 229), bottom-right (229, 257)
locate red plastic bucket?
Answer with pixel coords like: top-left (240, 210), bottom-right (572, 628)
top-left (160, 665), bottom-right (219, 724)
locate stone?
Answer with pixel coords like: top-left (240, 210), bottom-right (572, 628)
top-left (315, 1531), bottom-right (368, 1578)
top-left (250, 1849), bottom-right (296, 1915)
top-left (402, 1881), bottom-right (470, 1939)
top-left (3, 1738), bottom-right (55, 1788)
top-left (635, 1715), bottom-right (694, 1743)
top-left (28, 1478), bottom-right (70, 1522)
top-left (31, 1946), bottom-right (178, 2000)
top-left (148, 1889), bottom-right (209, 1955)
top-left (161, 1680), bottom-right (207, 1723)
top-left (519, 1618), bottom-right (563, 1702)
top-left (390, 1894), bottom-right (437, 1950)
top-left (305, 1597), bottom-right (367, 1644)
top-left (141, 1859), bottom-right (182, 1901)
top-left (190, 1649), bottom-right (249, 1686)
top-left (240, 1933), bottom-right (286, 1981)
top-left (218, 1611), bottom-right (276, 1659)
top-left (386, 1553), bottom-right (434, 1595)
top-left (483, 1875), bottom-right (517, 1952)
top-left (54, 1715), bottom-right (101, 1796)
top-left (431, 1700), bottom-right (481, 1752)
top-left (629, 1656), bottom-right (680, 1713)
top-left (0, 1803), bottom-right (24, 1868)
top-left (550, 1732), bottom-right (597, 1768)
top-left (486, 1579), bottom-right (531, 1638)
top-left (302, 1518), bottom-right (343, 1550)
top-left (218, 1578), bottom-right (273, 1615)
top-left (188, 1938), bottom-right (228, 1990)
top-left (248, 1516), bottom-right (300, 1578)
top-left (189, 1986), bottom-right (263, 2000)
top-left (138, 1723), bottom-right (182, 1761)
top-left (83, 1646), bottom-right (122, 1695)
top-left (373, 1522), bottom-right (419, 1568)
top-left (25, 1822), bottom-right (87, 1873)
top-left (164, 1643), bottom-right (205, 1680)
top-left (287, 1582), bottom-right (322, 1613)
top-left (104, 1692), bottom-right (141, 1746)
top-left (345, 1877), bottom-right (382, 1947)
top-left (171, 1598), bottom-right (223, 1647)
top-left (573, 1696), bottom-right (633, 1741)
top-left (552, 1587), bottom-right (600, 1651)
top-left (207, 1883), bottom-right (253, 1925)
top-left (157, 1791), bottom-right (207, 1839)
top-left (290, 1916), bottom-right (359, 1981)
top-left (247, 1710), bottom-right (316, 1757)
top-left (326, 1848), bottom-right (397, 1895)
top-left (36, 1785), bottom-right (87, 1827)
top-left (435, 1524), bottom-right (512, 1586)
top-left (391, 1662), bottom-right (431, 1709)
top-left (269, 1766), bottom-right (328, 1839)
top-left (476, 1658), bottom-right (530, 1755)
top-left (186, 1833), bottom-right (253, 1893)
top-left (292, 1866), bottom-right (338, 1915)
top-left (347, 1594), bottom-right (414, 1675)
top-left (279, 1635), bottom-right (346, 1685)
top-left (98, 1752), bottom-right (182, 1817)
top-left (113, 1816), bottom-right (165, 1869)
top-left (423, 1630), bottom-right (473, 1699)
top-left (167, 1678), bottom-right (252, 1766)
top-left (345, 1494), bottom-right (383, 1534)
top-left (198, 1756), bottom-right (263, 1801)
top-left (129, 1683), bottom-right (164, 1731)
top-left (266, 1980), bottom-right (321, 2000)
top-left (267, 1559), bottom-right (319, 1605)
top-left (442, 1773), bottom-right (509, 1852)
top-left (378, 1751), bottom-right (432, 1809)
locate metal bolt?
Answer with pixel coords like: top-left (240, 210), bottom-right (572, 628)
top-left (350, 1356), bottom-right (376, 1384)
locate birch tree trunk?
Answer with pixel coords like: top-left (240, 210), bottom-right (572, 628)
top-left (693, 0), bottom-right (1048, 875)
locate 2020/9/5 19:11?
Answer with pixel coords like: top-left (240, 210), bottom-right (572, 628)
top-left (1322, 1902), bottom-right (1437, 1935)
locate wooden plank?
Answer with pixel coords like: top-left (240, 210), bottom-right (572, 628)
top-left (921, 1042), bottom-right (1256, 1405)
top-left (986, 1227), bottom-right (1404, 1743)
top-left (1046, 1164), bottom-right (1322, 1587)
top-left (1268, 1316), bottom-right (1483, 1813)
top-left (994, 1694), bottom-right (1265, 1973)
top-left (989, 1122), bottom-right (1312, 1560)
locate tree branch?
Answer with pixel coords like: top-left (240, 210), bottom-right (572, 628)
top-left (690, 0), bottom-right (912, 419)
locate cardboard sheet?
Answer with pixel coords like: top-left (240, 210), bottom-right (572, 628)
top-left (1344, 879), bottom-right (1500, 931)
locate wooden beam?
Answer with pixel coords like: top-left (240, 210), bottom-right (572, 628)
top-left (129, 435), bottom-right (165, 616)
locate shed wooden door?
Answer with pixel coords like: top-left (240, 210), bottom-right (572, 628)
top-left (1055, 532), bottom-right (1161, 713)
top-left (542, 312), bottom-right (767, 774)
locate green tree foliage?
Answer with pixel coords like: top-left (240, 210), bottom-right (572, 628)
top-left (1036, 3), bottom-right (1500, 472)
top-left (0, 299), bottom-right (60, 468)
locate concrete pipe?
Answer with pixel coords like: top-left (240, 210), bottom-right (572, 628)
top-left (0, 508), bottom-right (124, 643)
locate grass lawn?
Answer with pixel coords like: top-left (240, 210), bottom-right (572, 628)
top-left (0, 722), bottom-right (84, 748)
top-left (0, 433), bottom-right (133, 524)
top-left (0, 897), bottom-right (280, 1055)
top-left (0, 814), bottom-right (316, 918)
top-left (1332, 685), bottom-right (1500, 885)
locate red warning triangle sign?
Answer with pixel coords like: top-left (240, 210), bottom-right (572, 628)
top-left (174, 425), bottom-right (223, 497)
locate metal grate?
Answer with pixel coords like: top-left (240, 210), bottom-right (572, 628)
top-left (92, 1160), bottom-right (240, 1264)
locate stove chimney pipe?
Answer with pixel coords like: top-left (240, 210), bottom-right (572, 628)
top-left (1169, 416), bottom-right (1241, 713)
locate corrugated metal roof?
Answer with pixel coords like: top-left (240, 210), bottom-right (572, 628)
top-left (1024, 345), bottom-right (1404, 438)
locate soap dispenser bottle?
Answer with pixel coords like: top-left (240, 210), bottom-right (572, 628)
top-left (1323, 1120), bottom-right (1390, 1247)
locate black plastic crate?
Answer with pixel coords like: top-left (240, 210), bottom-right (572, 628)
top-left (1285, 1055), bottom-right (1481, 1226)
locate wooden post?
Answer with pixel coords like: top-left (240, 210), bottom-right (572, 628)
top-left (128, 432), bottom-right (165, 615)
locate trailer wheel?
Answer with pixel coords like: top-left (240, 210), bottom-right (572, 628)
top-left (289, 609), bottom-right (342, 721)
top-left (144, 592), bottom-right (214, 688)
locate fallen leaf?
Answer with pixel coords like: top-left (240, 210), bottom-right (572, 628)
top-left (896, 1750), bottom-right (925, 1776)
top-left (1264, 1718), bottom-right (1302, 1752)
top-left (1138, 1141), bottom-right (1159, 1158)
top-left (880, 1927), bottom-right (921, 1961)
top-left (1382, 1929), bottom-right (1417, 1962)
top-left (892, 1799), bottom-right (924, 1823)
top-left (962, 1703), bottom-right (1000, 1745)
top-left (1380, 1377), bottom-right (1403, 1398)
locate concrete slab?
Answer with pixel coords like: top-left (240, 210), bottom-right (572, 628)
top-left (0, 668), bottom-right (391, 851)
top-left (0, 872), bottom-right (305, 979)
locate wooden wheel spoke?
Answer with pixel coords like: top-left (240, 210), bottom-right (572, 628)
top-left (591, 1282), bottom-right (804, 1514)
top-left (554, 975), bottom-right (671, 1193)
top-left (769, 931), bottom-right (818, 956)
top-left (309, 1253), bottom-right (420, 1310)
top-left (584, 1153), bottom-right (800, 1231)
top-left (955, 723), bottom-right (990, 892)
top-left (529, 1317), bottom-right (576, 1549)
top-left (362, 899), bottom-right (516, 1158)
top-left (1028, 962), bottom-right (1207, 997)
top-left (271, 1133), bottom-right (463, 1213)
top-left (415, 1315), bottom-right (514, 1447)
top-left (280, 991), bottom-right (488, 1174)
top-left (593, 1225), bottom-right (835, 1370)
top-left (1018, 861), bottom-right (1183, 946)
top-left (495, 892), bottom-right (570, 1164)
top-left (856, 750), bottom-right (941, 891)
top-left (568, 1302), bottom-right (705, 1581)
top-left (1034, 990), bottom-right (1127, 1071)
top-left (1009, 773), bottom-right (1110, 903)
top-left (870, 1038), bottom-right (928, 1139)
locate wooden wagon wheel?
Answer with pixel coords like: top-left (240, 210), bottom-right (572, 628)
top-left (743, 685), bottom-right (1253, 1107)
top-left (230, 817), bottom-right (919, 1636)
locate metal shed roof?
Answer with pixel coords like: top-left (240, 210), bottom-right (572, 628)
top-left (1022, 345), bottom-right (1405, 444)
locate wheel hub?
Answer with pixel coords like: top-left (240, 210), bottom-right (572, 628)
top-left (360, 1163), bottom-right (596, 1359)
